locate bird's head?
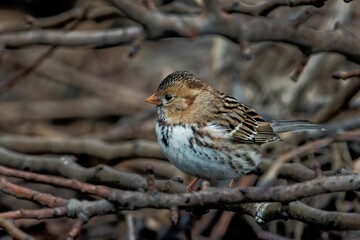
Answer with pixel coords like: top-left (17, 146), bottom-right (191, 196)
top-left (145, 71), bottom-right (216, 124)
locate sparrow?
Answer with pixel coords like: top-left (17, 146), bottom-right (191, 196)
top-left (145, 71), bottom-right (319, 191)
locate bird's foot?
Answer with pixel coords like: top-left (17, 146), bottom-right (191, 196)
top-left (186, 177), bottom-right (200, 192)
top-left (226, 177), bottom-right (235, 188)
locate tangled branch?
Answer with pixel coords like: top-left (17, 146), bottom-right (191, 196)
top-left (0, 0), bottom-right (358, 238)
top-left (0, 0), bottom-right (358, 63)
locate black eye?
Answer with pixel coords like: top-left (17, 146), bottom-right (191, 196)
top-left (164, 94), bottom-right (173, 101)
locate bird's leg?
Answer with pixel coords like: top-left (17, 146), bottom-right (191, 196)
top-left (186, 177), bottom-right (200, 192)
top-left (227, 177), bottom-right (234, 188)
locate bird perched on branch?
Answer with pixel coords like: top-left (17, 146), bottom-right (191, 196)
top-left (145, 71), bottom-right (321, 191)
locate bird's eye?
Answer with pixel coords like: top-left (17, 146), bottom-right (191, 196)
top-left (164, 94), bottom-right (173, 101)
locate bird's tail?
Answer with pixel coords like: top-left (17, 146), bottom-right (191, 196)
top-left (269, 120), bottom-right (325, 133)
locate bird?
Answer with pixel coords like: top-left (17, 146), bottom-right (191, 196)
top-left (145, 71), bottom-right (321, 192)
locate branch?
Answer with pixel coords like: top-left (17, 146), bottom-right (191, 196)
top-left (321, 116), bottom-right (360, 134)
top-left (0, 135), bottom-right (165, 161)
top-left (0, 207), bottom-right (67, 220)
top-left (0, 135), bottom-right (346, 183)
top-left (0, 1), bottom-right (358, 63)
top-left (224, 0), bottom-right (327, 16)
top-left (0, 164), bottom-right (165, 200)
top-left (6, 50), bottom-right (148, 111)
top-left (94, 117), bottom-right (155, 141)
top-left (106, 0), bottom-right (358, 63)
top-left (0, 176), bottom-right (117, 221)
top-left (0, 178), bottom-right (67, 207)
top-left (0, 146), bottom-right (185, 192)
top-left (0, 217), bottom-right (34, 240)
top-left (67, 219), bottom-right (86, 240)
top-left (9, 173), bottom-right (351, 211)
top-left (0, 162), bottom-right (345, 210)
top-left (260, 160), bottom-right (351, 182)
top-left (66, 199), bottom-right (116, 239)
top-left (232, 201), bottom-right (360, 230)
top-left (0, 6), bottom-right (88, 93)
top-left (260, 129), bottom-right (360, 184)
top-left (287, 201), bottom-right (360, 230)
top-left (1, 163), bottom-right (359, 229)
top-left (0, 162), bottom-right (353, 214)
top-left (313, 79), bottom-right (360, 123)
top-left (0, 27), bottom-right (141, 48)
top-left (66, 199), bottom-right (115, 221)
top-left (0, 6), bottom-right (110, 32)
top-left (0, 98), bottom-right (138, 125)
top-left (332, 69), bottom-right (360, 80)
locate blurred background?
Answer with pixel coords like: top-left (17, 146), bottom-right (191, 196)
top-left (0, 0), bottom-right (359, 239)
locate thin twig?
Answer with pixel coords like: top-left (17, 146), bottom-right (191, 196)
top-left (0, 177), bottom-right (68, 207)
top-left (67, 219), bottom-right (86, 240)
top-left (0, 6), bottom-right (89, 93)
top-left (313, 78), bottom-right (360, 123)
top-left (332, 70), bottom-right (360, 80)
top-left (0, 217), bottom-right (34, 240)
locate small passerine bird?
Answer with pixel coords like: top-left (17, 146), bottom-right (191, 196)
top-left (145, 71), bottom-right (319, 191)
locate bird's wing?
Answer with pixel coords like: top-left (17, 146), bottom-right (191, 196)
top-left (214, 93), bottom-right (280, 144)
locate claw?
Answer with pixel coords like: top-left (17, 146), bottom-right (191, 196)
top-left (186, 177), bottom-right (200, 192)
top-left (227, 177), bottom-right (234, 188)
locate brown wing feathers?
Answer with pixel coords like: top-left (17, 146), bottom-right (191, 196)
top-left (243, 104), bottom-right (280, 143)
top-left (218, 93), bottom-right (280, 144)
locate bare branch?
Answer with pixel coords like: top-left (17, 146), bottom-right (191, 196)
top-left (6, 50), bottom-right (148, 111)
top-left (0, 163), bottom-right (359, 230)
top-left (0, 207), bottom-right (67, 220)
top-left (0, 27), bottom-right (141, 48)
top-left (0, 98), bottom-right (138, 125)
top-left (0, 135), bottom-right (165, 161)
top-left (105, 0), bottom-right (359, 63)
top-left (313, 79), bottom-right (360, 123)
top-left (224, 0), bottom-right (327, 16)
top-left (0, 6), bottom-right (107, 32)
top-left (0, 146), bottom-right (184, 192)
top-left (260, 130), bottom-right (360, 184)
top-left (0, 217), bottom-right (34, 240)
top-left (230, 201), bottom-right (360, 230)
top-left (287, 201), bottom-right (360, 230)
top-left (332, 69), bottom-right (360, 80)
top-left (0, 6), bottom-right (88, 93)
top-left (67, 219), bottom-right (86, 240)
top-left (66, 199), bottom-right (116, 219)
top-left (0, 1), bottom-right (358, 63)
top-left (0, 178), bottom-right (68, 207)
top-left (57, 174), bottom-right (360, 210)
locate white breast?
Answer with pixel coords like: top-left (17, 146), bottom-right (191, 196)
top-left (155, 122), bottom-right (246, 180)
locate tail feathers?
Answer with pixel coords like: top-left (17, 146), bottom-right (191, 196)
top-left (269, 120), bottom-right (325, 133)
top-left (255, 122), bottom-right (282, 142)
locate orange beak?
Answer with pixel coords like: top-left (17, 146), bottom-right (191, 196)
top-left (145, 94), bottom-right (161, 106)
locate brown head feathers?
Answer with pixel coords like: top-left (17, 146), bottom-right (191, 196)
top-left (158, 71), bottom-right (206, 91)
